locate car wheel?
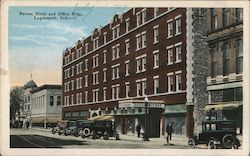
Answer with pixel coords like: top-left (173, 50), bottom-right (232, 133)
top-left (83, 128), bottom-right (91, 137)
top-left (188, 137), bottom-right (196, 149)
top-left (207, 139), bottom-right (216, 149)
top-left (58, 132), bottom-right (62, 135)
top-left (52, 130), bottom-right (56, 135)
top-left (103, 131), bottom-right (110, 140)
top-left (222, 134), bottom-right (235, 149)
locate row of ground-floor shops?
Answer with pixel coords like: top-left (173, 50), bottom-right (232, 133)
top-left (61, 99), bottom-right (242, 137)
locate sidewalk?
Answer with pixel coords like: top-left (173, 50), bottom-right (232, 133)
top-left (119, 134), bottom-right (188, 147)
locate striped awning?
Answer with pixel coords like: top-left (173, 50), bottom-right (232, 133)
top-left (204, 102), bottom-right (242, 111)
top-left (31, 116), bottom-right (61, 123)
top-left (88, 115), bottom-right (114, 121)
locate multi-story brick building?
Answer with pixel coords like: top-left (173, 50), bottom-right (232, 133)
top-left (62, 8), bottom-right (200, 137)
top-left (206, 8), bottom-right (243, 133)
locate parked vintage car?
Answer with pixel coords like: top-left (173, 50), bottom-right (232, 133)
top-left (63, 120), bottom-right (78, 136)
top-left (188, 120), bottom-right (241, 149)
top-left (80, 115), bottom-right (120, 140)
top-left (51, 120), bottom-right (69, 135)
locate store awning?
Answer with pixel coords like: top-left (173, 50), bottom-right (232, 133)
top-left (164, 104), bottom-right (187, 114)
top-left (88, 115), bottom-right (114, 121)
top-left (31, 116), bottom-right (61, 123)
top-left (204, 102), bottom-right (242, 111)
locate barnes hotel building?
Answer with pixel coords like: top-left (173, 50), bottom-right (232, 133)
top-left (62, 8), bottom-right (196, 137)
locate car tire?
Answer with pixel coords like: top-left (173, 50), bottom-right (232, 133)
top-left (58, 132), bottom-right (62, 135)
top-left (52, 130), bottom-right (56, 135)
top-left (188, 137), bottom-right (196, 149)
top-left (103, 131), bottom-right (110, 140)
top-left (83, 128), bottom-right (91, 137)
top-left (222, 134), bottom-right (235, 149)
top-left (207, 139), bottom-right (216, 149)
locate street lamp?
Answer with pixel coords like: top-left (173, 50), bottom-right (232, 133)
top-left (143, 95), bottom-right (150, 141)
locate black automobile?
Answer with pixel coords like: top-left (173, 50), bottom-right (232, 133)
top-left (52, 120), bottom-right (70, 135)
top-left (81, 116), bottom-right (119, 140)
top-left (188, 120), bottom-right (241, 149)
top-left (63, 121), bottom-right (78, 136)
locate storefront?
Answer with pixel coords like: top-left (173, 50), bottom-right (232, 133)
top-left (115, 100), bottom-right (165, 138)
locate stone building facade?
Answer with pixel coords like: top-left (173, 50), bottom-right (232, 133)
top-left (206, 8), bottom-right (243, 133)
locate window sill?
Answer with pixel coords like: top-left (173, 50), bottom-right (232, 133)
top-left (153, 66), bottom-right (159, 69)
top-left (167, 63), bottom-right (174, 66)
top-left (167, 36), bottom-right (173, 39)
top-left (175, 32), bottom-right (181, 36)
top-left (153, 41), bottom-right (159, 44)
top-left (175, 60), bottom-right (181, 64)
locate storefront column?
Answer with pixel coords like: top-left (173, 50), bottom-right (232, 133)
top-left (160, 115), bottom-right (165, 137)
top-left (186, 105), bottom-right (194, 137)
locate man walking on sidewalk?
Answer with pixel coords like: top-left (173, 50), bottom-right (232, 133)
top-left (136, 124), bottom-right (141, 138)
top-left (166, 123), bottom-right (173, 143)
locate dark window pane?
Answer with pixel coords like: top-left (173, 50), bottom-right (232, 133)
top-left (235, 87), bottom-right (243, 101)
top-left (223, 88), bottom-right (234, 102)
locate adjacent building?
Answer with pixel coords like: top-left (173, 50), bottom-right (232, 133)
top-left (30, 84), bottom-right (62, 128)
top-left (206, 8), bottom-right (243, 133)
top-left (61, 8), bottom-right (206, 137)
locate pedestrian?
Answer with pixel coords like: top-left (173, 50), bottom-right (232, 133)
top-left (136, 124), bottom-right (141, 138)
top-left (166, 123), bottom-right (173, 143)
top-left (26, 121), bottom-right (29, 130)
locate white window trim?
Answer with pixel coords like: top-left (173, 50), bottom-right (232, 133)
top-left (175, 43), bottom-right (182, 64)
top-left (153, 25), bottom-right (159, 44)
top-left (125, 39), bottom-right (130, 55)
top-left (167, 19), bottom-right (174, 39)
top-left (153, 50), bottom-right (159, 69)
top-left (167, 48), bottom-right (174, 65)
top-left (175, 16), bottom-right (182, 36)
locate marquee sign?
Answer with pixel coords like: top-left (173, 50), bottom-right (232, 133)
top-left (119, 101), bottom-right (165, 109)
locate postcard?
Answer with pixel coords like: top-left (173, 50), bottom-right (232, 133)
top-left (1, 0), bottom-right (249, 156)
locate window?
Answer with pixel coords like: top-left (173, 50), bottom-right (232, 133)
top-left (125, 61), bottom-right (130, 76)
top-left (167, 20), bottom-right (173, 38)
top-left (92, 89), bottom-right (99, 102)
top-left (103, 68), bottom-right (107, 82)
top-left (142, 9), bottom-right (146, 23)
top-left (211, 9), bottom-right (218, 31)
top-left (112, 44), bottom-right (120, 60)
top-left (71, 66), bottom-right (75, 76)
top-left (167, 47), bottom-right (173, 65)
top-left (211, 46), bottom-right (217, 78)
top-left (175, 43), bottom-right (182, 63)
top-left (84, 75), bottom-right (88, 87)
top-left (236, 39), bottom-right (243, 74)
top-left (71, 52), bottom-right (75, 61)
top-left (154, 8), bottom-right (160, 17)
top-left (71, 94), bottom-right (74, 105)
top-left (125, 82), bottom-right (130, 98)
top-left (112, 64), bottom-right (120, 80)
top-left (76, 93), bottom-right (82, 104)
top-left (79, 62), bottom-right (82, 73)
top-left (112, 85), bottom-right (120, 99)
top-left (50, 96), bottom-right (54, 106)
top-left (84, 91), bottom-right (88, 103)
top-left (93, 37), bottom-right (99, 50)
top-left (92, 54), bottom-right (99, 68)
top-left (223, 43), bottom-right (229, 76)
top-left (153, 50), bottom-right (159, 69)
top-left (136, 55), bottom-right (147, 73)
top-left (112, 25), bottom-right (120, 39)
top-left (235, 87), bottom-right (243, 101)
top-left (85, 43), bottom-right (89, 54)
top-left (175, 16), bottom-right (181, 35)
top-left (84, 59), bottom-right (88, 71)
top-left (236, 8), bottom-right (243, 21)
top-left (125, 39), bottom-right (130, 55)
top-left (71, 80), bottom-right (74, 90)
top-left (176, 72), bottom-right (182, 91)
top-left (142, 32), bottom-right (147, 48)
top-left (93, 71), bottom-right (99, 85)
top-left (168, 74), bottom-right (174, 92)
top-left (103, 50), bottom-right (107, 64)
top-left (103, 87), bottom-right (107, 101)
top-left (136, 12), bottom-right (142, 26)
top-left (125, 18), bottom-right (130, 32)
top-left (136, 35), bottom-right (142, 50)
top-left (154, 76), bottom-right (159, 94)
top-left (223, 8), bottom-right (230, 26)
top-left (153, 25), bottom-right (159, 43)
top-left (136, 31), bottom-right (146, 50)
top-left (103, 32), bottom-right (107, 44)
top-left (136, 79), bottom-right (147, 96)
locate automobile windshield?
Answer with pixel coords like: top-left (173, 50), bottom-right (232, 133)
top-left (70, 122), bottom-right (77, 127)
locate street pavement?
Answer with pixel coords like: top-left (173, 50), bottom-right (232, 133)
top-left (10, 128), bottom-right (193, 149)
